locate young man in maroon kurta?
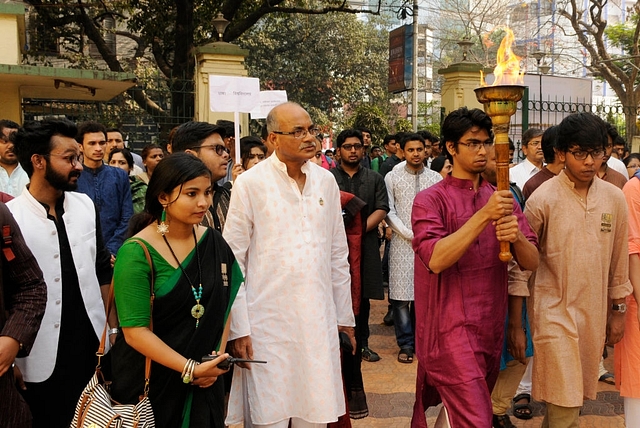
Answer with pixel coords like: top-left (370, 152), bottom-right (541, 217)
top-left (410, 107), bottom-right (539, 427)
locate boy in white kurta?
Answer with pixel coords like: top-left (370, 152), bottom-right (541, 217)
top-left (384, 134), bottom-right (441, 363)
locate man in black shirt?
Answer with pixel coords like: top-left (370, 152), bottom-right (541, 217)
top-left (331, 129), bottom-right (389, 363)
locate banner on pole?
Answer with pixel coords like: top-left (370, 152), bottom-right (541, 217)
top-left (250, 90), bottom-right (288, 119)
top-left (209, 76), bottom-right (261, 113)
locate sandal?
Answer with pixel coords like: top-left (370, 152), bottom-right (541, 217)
top-left (512, 393), bottom-right (533, 420)
top-left (492, 414), bottom-right (515, 428)
top-left (398, 348), bottom-right (414, 364)
top-left (599, 373), bottom-right (615, 385)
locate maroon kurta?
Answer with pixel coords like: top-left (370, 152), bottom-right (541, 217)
top-left (410, 175), bottom-right (537, 427)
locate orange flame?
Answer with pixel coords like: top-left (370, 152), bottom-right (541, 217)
top-left (482, 27), bottom-right (524, 86)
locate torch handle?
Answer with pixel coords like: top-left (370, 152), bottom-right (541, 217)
top-left (495, 134), bottom-right (512, 263)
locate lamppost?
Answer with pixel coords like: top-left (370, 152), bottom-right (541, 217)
top-left (212, 13), bottom-right (230, 42)
top-left (531, 50), bottom-right (550, 127)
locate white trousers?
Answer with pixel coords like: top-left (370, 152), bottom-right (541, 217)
top-left (625, 397), bottom-right (640, 427)
top-left (255, 418), bottom-right (326, 428)
top-left (515, 356), bottom-right (533, 396)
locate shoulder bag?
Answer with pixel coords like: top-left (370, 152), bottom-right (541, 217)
top-left (70, 240), bottom-right (155, 428)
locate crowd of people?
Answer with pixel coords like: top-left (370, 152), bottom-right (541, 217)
top-left (0, 102), bottom-right (639, 428)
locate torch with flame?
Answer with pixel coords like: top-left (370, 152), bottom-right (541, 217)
top-left (475, 27), bottom-right (524, 262)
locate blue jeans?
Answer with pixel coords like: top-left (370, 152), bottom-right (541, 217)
top-left (390, 299), bottom-right (415, 350)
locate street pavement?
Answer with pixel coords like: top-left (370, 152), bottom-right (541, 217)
top-left (353, 295), bottom-right (626, 427)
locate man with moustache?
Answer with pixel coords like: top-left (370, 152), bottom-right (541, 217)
top-left (105, 128), bottom-right (144, 174)
top-left (224, 102), bottom-right (355, 427)
top-left (171, 121), bottom-right (231, 232)
top-left (331, 129), bottom-right (389, 364)
top-left (7, 118), bottom-right (114, 428)
top-left (76, 121), bottom-right (133, 256)
top-left (0, 120), bottom-right (29, 197)
top-left (509, 128), bottom-right (544, 191)
top-left (522, 126), bottom-right (563, 200)
top-left (526, 113), bottom-right (631, 427)
top-left (411, 107), bottom-right (539, 427)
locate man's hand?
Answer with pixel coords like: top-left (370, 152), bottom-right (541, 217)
top-left (482, 190), bottom-right (514, 221)
top-left (338, 326), bottom-right (356, 355)
top-left (14, 365), bottom-right (26, 390)
top-left (229, 336), bottom-right (253, 369)
top-left (495, 215), bottom-right (519, 243)
top-left (607, 312), bottom-right (626, 345)
top-left (507, 324), bottom-right (527, 365)
top-left (231, 163), bottom-right (245, 182)
top-left (0, 336), bottom-right (20, 377)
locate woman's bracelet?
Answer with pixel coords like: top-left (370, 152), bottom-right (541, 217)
top-left (181, 359), bottom-right (198, 384)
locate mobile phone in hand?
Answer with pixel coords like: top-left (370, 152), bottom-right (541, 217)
top-left (201, 355), bottom-right (267, 370)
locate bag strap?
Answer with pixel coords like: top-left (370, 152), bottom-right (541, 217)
top-left (96, 238), bottom-right (155, 398)
top-left (2, 224), bottom-right (15, 262)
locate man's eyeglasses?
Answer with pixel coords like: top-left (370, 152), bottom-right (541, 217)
top-left (272, 127), bottom-right (321, 139)
top-left (341, 143), bottom-right (364, 151)
top-left (568, 149), bottom-right (605, 160)
top-left (457, 140), bottom-right (493, 152)
top-left (526, 141), bottom-right (542, 148)
top-left (44, 153), bottom-right (82, 166)
top-left (195, 144), bottom-right (229, 156)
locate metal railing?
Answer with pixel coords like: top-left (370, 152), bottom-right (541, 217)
top-left (21, 72), bottom-right (195, 151)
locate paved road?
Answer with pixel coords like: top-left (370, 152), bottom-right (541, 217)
top-left (353, 295), bottom-right (626, 427)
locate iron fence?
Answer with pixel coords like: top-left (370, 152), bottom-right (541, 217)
top-left (21, 72), bottom-right (195, 152)
top-left (509, 94), bottom-right (635, 162)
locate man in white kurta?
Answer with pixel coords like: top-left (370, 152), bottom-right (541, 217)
top-left (384, 134), bottom-right (442, 361)
top-left (223, 102), bottom-right (355, 428)
top-left (509, 128), bottom-right (544, 191)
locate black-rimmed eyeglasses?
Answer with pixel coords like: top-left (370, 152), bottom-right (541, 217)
top-left (195, 144), bottom-right (229, 156)
top-left (568, 149), bottom-right (605, 160)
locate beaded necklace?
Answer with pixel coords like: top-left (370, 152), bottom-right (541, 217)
top-left (163, 228), bottom-right (204, 328)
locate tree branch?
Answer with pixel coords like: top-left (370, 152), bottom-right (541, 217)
top-left (115, 30), bottom-right (148, 59)
top-left (225, 1), bottom-right (381, 41)
top-left (151, 37), bottom-right (173, 77)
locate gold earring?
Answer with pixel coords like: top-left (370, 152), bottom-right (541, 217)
top-left (157, 206), bottom-right (169, 235)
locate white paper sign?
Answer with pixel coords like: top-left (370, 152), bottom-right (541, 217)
top-left (209, 75), bottom-right (260, 113)
top-left (250, 90), bottom-right (289, 119)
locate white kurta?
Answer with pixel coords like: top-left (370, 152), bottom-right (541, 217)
top-left (223, 154), bottom-right (354, 425)
top-left (384, 164), bottom-right (442, 301)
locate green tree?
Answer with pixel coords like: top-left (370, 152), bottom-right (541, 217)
top-left (238, 12), bottom-right (389, 126)
top-left (347, 104), bottom-right (390, 145)
top-left (24, 0), bottom-right (383, 131)
top-left (559, 1), bottom-right (640, 139)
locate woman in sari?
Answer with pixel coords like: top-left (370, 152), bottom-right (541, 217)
top-left (111, 152), bottom-right (242, 428)
top-left (108, 148), bottom-right (147, 214)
